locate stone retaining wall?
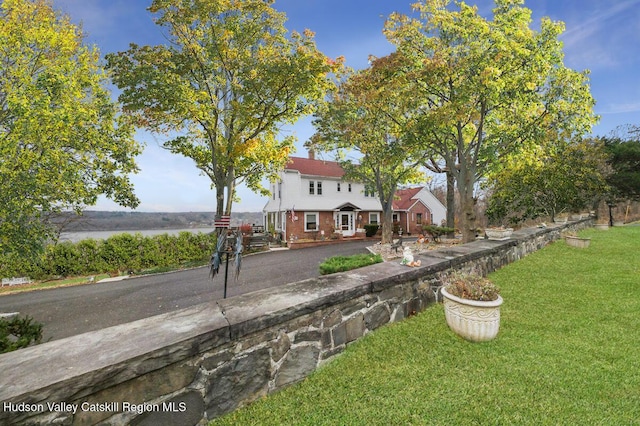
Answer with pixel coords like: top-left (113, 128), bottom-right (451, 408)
top-left (0, 220), bottom-right (592, 425)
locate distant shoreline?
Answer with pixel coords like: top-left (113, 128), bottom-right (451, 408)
top-left (59, 227), bottom-right (219, 243)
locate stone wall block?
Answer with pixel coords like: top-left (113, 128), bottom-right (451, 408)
top-left (322, 309), bottom-right (342, 328)
top-left (364, 305), bottom-right (390, 331)
top-left (332, 322), bottom-right (347, 347)
top-left (270, 330), bottom-right (291, 363)
top-left (378, 285), bottom-right (404, 302)
top-left (295, 329), bottom-right (321, 343)
top-left (204, 347), bottom-right (271, 419)
top-left (340, 301), bottom-right (366, 317)
top-left (201, 349), bottom-right (234, 371)
top-left (274, 345), bottom-right (321, 389)
top-left (344, 313), bottom-right (365, 343)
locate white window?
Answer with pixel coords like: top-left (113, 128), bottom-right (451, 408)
top-left (364, 185), bottom-right (375, 197)
top-left (309, 181), bottom-right (322, 195)
top-left (337, 182), bottom-right (341, 192)
top-left (305, 212), bottom-right (319, 231)
top-left (348, 183), bottom-right (352, 192)
top-left (369, 212), bottom-right (379, 225)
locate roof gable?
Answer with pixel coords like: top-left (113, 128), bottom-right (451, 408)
top-left (392, 187), bottom-right (423, 210)
top-left (285, 157), bottom-right (345, 178)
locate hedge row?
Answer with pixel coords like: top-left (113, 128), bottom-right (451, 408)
top-left (1, 231), bottom-right (217, 280)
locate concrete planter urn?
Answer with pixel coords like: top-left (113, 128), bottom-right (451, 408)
top-left (485, 227), bottom-right (513, 241)
top-left (441, 286), bottom-right (503, 342)
top-left (565, 235), bottom-right (591, 248)
top-left (594, 223), bottom-right (609, 231)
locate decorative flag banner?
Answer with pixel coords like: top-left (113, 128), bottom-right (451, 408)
top-left (214, 215), bottom-right (231, 228)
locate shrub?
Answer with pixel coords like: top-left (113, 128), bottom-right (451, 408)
top-left (0, 315), bottom-right (43, 353)
top-left (363, 224), bottom-right (379, 237)
top-left (319, 253), bottom-right (383, 275)
top-left (422, 225), bottom-right (455, 242)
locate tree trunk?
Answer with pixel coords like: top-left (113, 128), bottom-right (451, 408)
top-left (381, 206), bottom-right (394, 244)
top-left (457, 164), bottom-right (477, 243)
top-left (215, 181), bottom-right (225, 219)
top-left (446, 170), bottom-right (456, 235)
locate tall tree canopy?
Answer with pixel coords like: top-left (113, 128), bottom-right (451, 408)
top-left (384, 0), bottom-right (597, 242)
top-left (107, 0), bottom-right (340, 217)
top-left (313, 53), bottom-right (428, 244)
top-left (486, 137), bottom-right (610, 225)
top-left (602, 126), bottom-right (640, 201)
top-left (0, 0), bottom-right (140, 261)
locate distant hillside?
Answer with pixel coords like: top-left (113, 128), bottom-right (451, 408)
top-left (54, 211), bottom-right (263, 232)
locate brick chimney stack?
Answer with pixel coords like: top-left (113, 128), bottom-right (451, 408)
top-left (308, 149), bottom-right (315, 160)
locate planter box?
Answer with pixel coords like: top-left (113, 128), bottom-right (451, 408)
top-left (565, 235), bottom-right (591, 248)
top-left (441, 287), bottom-right (503, 342)
top-left (485, 228), bottom-right (513, 241)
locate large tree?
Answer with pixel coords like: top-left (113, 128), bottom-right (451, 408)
top-left (384, 0), bottom-right (597, 242)
top-left (314, 54), bottom-right (428, 244)
top-left (106, 0), bottom-right (339, 218)
top-left (485, 136), bottom-right (610, 225)
top-left (602, 126), bottom-right (640, 201)
top-left (0, 0), bottom-right (140, 261)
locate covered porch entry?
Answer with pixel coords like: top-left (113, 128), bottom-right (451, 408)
top-left (333, 203), bottom-right (360, 237)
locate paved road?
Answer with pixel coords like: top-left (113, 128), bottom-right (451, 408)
top-left (0, 241), bottom-right (373, 342)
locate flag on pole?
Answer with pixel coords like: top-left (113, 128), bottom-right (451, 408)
top-left (214, 215), bottom-right (231, 228)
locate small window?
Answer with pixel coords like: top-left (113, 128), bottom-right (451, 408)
top-left (337, 182), bottom-right (341, 192)
top-left (417, 213), bottom-right (423, 225)
top-left (305, 212), bottom-right (318, 231)
top-left (309, 181), bottom-right (315, 195)
top-left (348, 183), bottom-right (352, 192)
top-left (317, 181), bottom-right (322, 195)
top-left (369, 212), bottom-right (379, 225)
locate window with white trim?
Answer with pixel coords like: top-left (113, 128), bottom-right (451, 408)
top-left (305, 212), bottom-right (319, 231)
top-left (337, 182), bottom-right (341, 192)
top-left (369, 212), bottom-right (379, 225)
top-left (309, 180), bottom-right (322, 195)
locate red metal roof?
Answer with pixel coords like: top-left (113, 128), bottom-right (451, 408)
top-left (392, 187), bottom-right (423, 210)
top-left (285, 156), bottom-right (345, 178)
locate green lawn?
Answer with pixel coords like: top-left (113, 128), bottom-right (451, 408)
top-left (211, 226), bottom-right (640, 425)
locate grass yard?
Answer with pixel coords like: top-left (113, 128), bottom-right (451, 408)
top-left (211, 226), bottom-right (640, 425)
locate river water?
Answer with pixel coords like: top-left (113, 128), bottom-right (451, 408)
top-left (59, 227), bottom-right (218, 243)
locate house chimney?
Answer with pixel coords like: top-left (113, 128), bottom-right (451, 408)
top-left (308, 149), bottom-right (315, 160)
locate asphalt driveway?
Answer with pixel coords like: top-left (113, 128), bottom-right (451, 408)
top-left (0, 240), bottom-right (373, 342)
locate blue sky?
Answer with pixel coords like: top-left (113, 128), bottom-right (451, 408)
top-left (51, 0), bottom-right (640, 212)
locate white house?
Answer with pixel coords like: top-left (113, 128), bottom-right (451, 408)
top-left (263, 153), bottom-right (446, 241)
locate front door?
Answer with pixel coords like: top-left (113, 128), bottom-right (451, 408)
top-left (340, 212), bottom-right (354, 236)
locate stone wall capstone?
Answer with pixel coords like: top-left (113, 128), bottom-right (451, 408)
top-left (0, 220), bottom-right (592, 425)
